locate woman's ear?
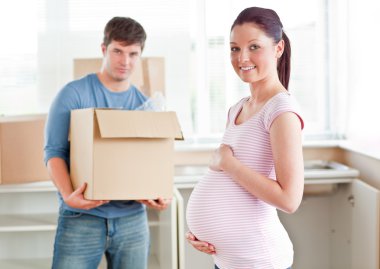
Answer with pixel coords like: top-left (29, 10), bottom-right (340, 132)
top-left (276, 39), bottom-right (285, 58)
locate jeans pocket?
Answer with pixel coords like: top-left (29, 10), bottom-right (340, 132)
top-left (59, 208), bottom-right (83, 218)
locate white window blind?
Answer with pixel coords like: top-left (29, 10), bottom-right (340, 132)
top-left (0, 0), bottom-right (41, 115)
top-left (67, 0), bottom-right (189, 33)
top-left (192, 0), bottom-right (332, 139)
top-left (0, 0), bottom-right (339, 140)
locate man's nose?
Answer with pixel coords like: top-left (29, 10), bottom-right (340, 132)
top-left (120, 55), bottom-right (131, 66)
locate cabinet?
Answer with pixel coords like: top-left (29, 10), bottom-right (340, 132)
top-left (175, 165), bottom-right (215, 269)
top-left (176, 186), bottom-right (214, 269)
top-left (279, 179), bottom-right (380, 269)
top-left (0, 182), bottom-right (57, 269)
top-left (175, 164), bottom-right (380, 269)
top-left (0, 182), bottom-right (181, 269)
top-left (1, 162), bottom-right (378, 269)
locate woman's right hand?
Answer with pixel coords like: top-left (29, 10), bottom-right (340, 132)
top-left (209, 144), bottom-right (234, 172)
top-left (64, 182), bottom-right (109, 210)
top-left (186, 231), bottom-right (216, 255)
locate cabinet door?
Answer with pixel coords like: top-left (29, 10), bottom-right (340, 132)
top-left (177, 187), bottom-right (215, 269)
top-left (351, 179), bottom-right (380, 269)
top-left (99, 192), bottom-right (179, 269)
top-left (174, 188), bottom-right (185, 269)
top-left (157, 188), bottom-right (179, 269)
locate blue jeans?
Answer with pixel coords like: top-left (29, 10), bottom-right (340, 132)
top-left (52, 208), bottom-right (149, 269)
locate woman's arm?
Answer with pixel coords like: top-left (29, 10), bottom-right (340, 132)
top-left (211, 112), bottom-right (304, 213)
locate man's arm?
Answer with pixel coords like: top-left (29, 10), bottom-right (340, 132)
top-left (44, 86), bottom-right (108, 210)
top-left (47, 157), bottom-right (73, 199)
top-left (47, 157), bottom-right (109, 210)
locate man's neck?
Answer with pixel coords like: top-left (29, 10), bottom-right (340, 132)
top-left (96, 72), bottom-right (130, 92)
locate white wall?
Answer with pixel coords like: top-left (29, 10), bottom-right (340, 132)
top-left (346, 0), bottom-right (380, 141)
top-left (37, 31), bottom-right (194, 134)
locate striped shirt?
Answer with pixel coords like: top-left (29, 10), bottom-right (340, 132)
top-left (186, 92), bottom-right (304, 269)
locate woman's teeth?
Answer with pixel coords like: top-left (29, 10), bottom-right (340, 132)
top-left (240, 66), bottom-right (256, 71)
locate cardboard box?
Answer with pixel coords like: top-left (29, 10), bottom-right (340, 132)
top-left (70, 109), bottom-right (183, 200)
top-left (0, 114), bottom-right (50, 184)
top-left (73, 57), bottom-right (165, 97)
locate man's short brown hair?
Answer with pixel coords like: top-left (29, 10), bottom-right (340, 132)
top-left (103, 17), bottom-right (147, 49)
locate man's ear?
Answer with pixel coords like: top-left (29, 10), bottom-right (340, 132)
top-left (101, 43), bottom-right (107, 56)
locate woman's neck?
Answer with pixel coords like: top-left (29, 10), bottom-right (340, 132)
top-left (249, 77), bottom-right (286, 104)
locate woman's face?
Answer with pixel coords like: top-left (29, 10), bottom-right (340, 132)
top-left (230, 23), bottom-right (283, 84)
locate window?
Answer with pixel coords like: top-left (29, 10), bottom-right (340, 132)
top-left (0, 0), bottom-right (341, 141)
top-left (192, 0), bottom-right (335, 139)
top-left (0, 0), bottom-right (41, 115)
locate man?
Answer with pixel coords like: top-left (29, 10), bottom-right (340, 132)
top-left (44, 17), bottom-right (169, 269)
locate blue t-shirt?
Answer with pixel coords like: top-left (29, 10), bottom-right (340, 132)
top-left (44, 73), bottom-right (148, 218)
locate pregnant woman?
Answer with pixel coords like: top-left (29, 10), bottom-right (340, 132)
top-left (186, 7), bottom-right (304, 269)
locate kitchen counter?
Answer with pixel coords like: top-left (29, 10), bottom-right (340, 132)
top-left (174, 160), bottom-right (359, 189)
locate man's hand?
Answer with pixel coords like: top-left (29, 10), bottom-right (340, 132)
top-left (137, 197), bottom-right (171, 211)
top-left (63, 182), bottom-right (110, 210)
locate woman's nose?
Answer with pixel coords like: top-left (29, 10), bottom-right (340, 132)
top-left (239, 48), bottom-right (249, 62)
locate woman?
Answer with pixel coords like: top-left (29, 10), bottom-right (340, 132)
top-left (186, 7), bottom-right (304, 269)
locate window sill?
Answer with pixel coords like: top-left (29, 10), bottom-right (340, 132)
top-left (339, 140), bottom-right (380, 161)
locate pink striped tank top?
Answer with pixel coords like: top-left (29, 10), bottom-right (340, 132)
top-left (186, 92), bottom-right (304, 269)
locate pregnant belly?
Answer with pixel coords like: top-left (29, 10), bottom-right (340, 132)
top-left (186, 171), bottom-right (278, 256)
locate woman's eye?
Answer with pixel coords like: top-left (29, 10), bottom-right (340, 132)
top-left (230, 47), bottom-right (239, 52)
top-left (250, 45), bottom-right (259, 50)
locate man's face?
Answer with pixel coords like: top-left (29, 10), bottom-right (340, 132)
top-left (101, 40), bottom-right (142, 82)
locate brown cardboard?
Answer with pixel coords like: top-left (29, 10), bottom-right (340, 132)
top-left (141, 57), bottom-right (165, 97)
top-left (73, 57), bottom-right (165, 97)
top-left (0, 115), bottom-right (50, 184)
top-left (70, 109), bottom-right (183, 200)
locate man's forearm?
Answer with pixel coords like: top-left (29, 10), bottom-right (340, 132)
top-left (47, 157), bottom-right (73, 200)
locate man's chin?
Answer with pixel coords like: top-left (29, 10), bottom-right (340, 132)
top-left (113, 75), bottom-right (129, 82)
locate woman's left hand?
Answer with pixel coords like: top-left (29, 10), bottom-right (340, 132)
top-left (186, 231), bottom-right (216, 255)
top-left (209, 144), bottom-right (234, 171)
top-left (137, 198), bottom-right (171, 211)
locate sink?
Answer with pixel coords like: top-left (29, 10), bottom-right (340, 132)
top-left (174, 160), bottom-right (359, 184)
top-left (174, 165), bottom-right (208, 186)
top-left (303, 160), bottom-right (359, 179)
top-left (304, 161), bottom-right (335, 170)
top-left (174, 165), bottom-right (209, 176)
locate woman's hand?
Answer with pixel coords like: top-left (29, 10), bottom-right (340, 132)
top-left (186, 231), bottom-right (216, 255)
top-left (209, 144), bottom-right (234, 171)
top-left (137, 198), bottom-right (171, 211)
top-left (64, 182), bottom-right (110, 210)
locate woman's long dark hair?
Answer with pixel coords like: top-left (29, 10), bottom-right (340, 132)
top-left (231, 7), bottom-right (291, 89)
